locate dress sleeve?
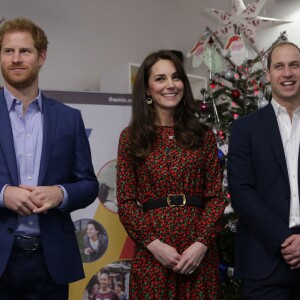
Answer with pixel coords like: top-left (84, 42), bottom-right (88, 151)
top-left (116, 128), bottom-right (157, 247)
top-left (197, 130), bottom-right (226, 247)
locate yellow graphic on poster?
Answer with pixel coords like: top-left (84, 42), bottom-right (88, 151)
top-left (42, 91), bottom-right (134, 300)
top-left (70, 159), bottom-right (134, 300)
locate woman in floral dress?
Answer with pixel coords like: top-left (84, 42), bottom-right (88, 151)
top-left (117, 50), bottom-right (225, 299)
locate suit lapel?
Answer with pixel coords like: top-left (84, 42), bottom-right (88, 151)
top-left (0, 90), bottom-right (19, 185)
top-left (38, 95), bottom-right (58, 185)
top-left (258, 104), bottom-right (289, 182)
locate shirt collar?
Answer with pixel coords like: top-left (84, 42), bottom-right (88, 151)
top-left (3, 87), bottom-right (43, 112)
top-left (271, 98), bottom-right (300, 117)
top-left (271, 98), bottom-right (283, 117)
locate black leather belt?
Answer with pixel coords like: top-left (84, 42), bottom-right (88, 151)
top-left (143, 194), bottom-right (203, 212)
top-left (13, 235), bottom-right (42, 251)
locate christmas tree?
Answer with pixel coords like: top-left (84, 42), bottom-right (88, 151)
top-left (187, 25), bottom-right (288, 300)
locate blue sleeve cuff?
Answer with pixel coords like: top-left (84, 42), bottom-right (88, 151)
top-left (57, 185), bottom-right (69, 210)
top-left (0, 184), bottom-right (9, 207)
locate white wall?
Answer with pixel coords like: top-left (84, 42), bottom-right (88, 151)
top-left (256, 0), bottom-right (300, 51)
top-left (0, 0), bottom-right (299, 92)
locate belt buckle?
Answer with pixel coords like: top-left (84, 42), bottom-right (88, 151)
top-left (22, 235), bottom-right (39, 251)
top-left (167, 194), bottom-right (186, 207)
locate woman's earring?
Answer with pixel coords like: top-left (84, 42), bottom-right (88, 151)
top-left (146, 97), bottom-right (153, 105)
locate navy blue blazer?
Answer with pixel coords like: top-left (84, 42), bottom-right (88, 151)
top-left (0, 89), bottom-right (99, 284)
top-left (228, 103), bottom-right (300, 280)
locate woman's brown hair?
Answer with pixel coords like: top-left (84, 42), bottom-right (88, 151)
top-left (129, 50), bottom-right (207, 160)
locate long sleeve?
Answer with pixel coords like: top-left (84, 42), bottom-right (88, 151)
top-left (196, 130), bottom-right (226, 247)
top-left (117, 128), bottom-right (158, 247)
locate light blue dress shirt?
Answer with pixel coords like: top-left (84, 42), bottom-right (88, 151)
top-left (0, 87), bottom-right (67, 236)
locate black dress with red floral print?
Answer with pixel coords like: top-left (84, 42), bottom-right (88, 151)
top-left (117, 126), bottom-right (225, 299)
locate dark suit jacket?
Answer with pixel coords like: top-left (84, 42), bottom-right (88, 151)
top-left (0, 89), bottom-right (99, 284)
top-left (228, 103), bottom-right (300, 280)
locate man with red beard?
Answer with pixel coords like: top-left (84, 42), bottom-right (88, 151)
top-left (0, 18), bottom-right (99, 299)
top-left (228, 42), bottom-right (300, 299)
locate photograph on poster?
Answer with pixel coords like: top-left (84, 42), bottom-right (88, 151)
top-left (82, 260), bottom-right (131, 300)
top-left (74, 219), bottom-right (109, 263)
top-left (97, 159), bottom-right (118, 213)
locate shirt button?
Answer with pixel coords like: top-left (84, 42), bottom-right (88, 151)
top-left (27, 176), bottom-right (32, 180)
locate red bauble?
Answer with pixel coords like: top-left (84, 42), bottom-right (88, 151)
top-left (200, 102), bottom-right (209, 112)
top-left (231, 89), bottom-right (241, 99)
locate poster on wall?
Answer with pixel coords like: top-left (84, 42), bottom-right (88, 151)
top-left (44, 90), bottom-right (134, 300)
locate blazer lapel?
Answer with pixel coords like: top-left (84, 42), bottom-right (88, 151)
top-left (258, 104), bottom-right (289, 182)
top-left (0, 90), bottom-right (19, 185)
top-left (38, 95), bottom-right (58, 185)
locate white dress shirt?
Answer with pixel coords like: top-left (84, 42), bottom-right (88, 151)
top-left (272, 99), bottom-right (300, 228)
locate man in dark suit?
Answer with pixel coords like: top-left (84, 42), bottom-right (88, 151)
top-left (228, 41), bottom-right (300, 299)
top-left (0, 18), bottom-right (99, 299)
